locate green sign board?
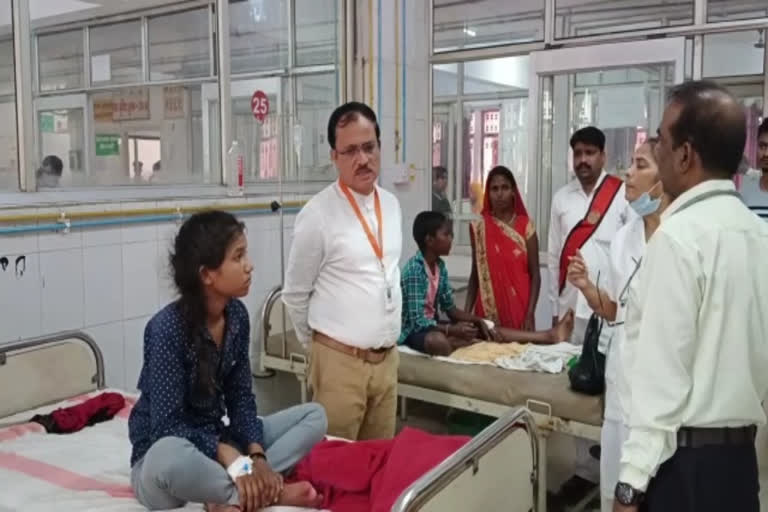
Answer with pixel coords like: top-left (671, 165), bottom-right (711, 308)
top-left (95, 134), bottom-right (120, 157)
top-left (40, 113), bottom-right (54, 133)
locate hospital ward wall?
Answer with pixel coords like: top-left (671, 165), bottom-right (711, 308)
top-left (0, 203), bottom-right (296, 391)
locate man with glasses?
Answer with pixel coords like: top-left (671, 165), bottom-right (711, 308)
top-left (614, 81), bottom-right (768, 512)
top-left (283, 102), bottom-right (403, 441)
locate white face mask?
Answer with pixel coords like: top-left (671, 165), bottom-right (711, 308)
top-left (629, 181), bottom-right (662, 217)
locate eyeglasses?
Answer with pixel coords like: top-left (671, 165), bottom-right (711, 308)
top-left (336, 141), bottom-right (379, 159)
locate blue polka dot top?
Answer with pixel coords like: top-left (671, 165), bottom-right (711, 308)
top-left (128, 299), bottom-right (263, 466)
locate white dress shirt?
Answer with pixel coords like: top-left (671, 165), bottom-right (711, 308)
top-left (604, 216), bottom-right (645, 423)
top-left (547, 172), bottom-right (631, 346)
top-left (619, 179), bottom-right (768, 491)
top-left (283, 181), bottom-right (403, 350)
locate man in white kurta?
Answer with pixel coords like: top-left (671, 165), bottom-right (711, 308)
top-left (283, 102), bottom-right (403, 441)
top-left (548, 127), bottom-right (631, 352)
top-left (547, 127), bottom-right (631, 491)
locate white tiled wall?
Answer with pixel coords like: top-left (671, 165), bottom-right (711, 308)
top-left (1, 0), bottom-right (432, 394)
top-left (0, 200), bottom-right (295, 391)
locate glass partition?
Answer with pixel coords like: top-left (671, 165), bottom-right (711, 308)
top-left (433, 0), bottom-right (545, 52)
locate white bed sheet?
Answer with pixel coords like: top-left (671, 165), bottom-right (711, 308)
top-left (398, 342), bottom-right (580, 373)
top-left (0, 390), bottom-right (326, 512)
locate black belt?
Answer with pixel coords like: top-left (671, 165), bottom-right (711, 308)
top-left (677, 426), bottom-right (756, 448)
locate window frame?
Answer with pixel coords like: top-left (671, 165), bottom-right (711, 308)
top-left (427, 0), bottom-right (768, 254)
top-left (6, 0), bottom-right (347, 203)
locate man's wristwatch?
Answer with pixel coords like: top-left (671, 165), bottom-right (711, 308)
top-left (614, 482), bottom-right (644, 506)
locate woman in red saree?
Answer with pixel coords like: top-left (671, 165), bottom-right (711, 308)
top-left (466, 166), bottom-right (541, 330)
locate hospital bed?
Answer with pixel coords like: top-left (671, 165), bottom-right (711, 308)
top-left (256, 286), bottom-right (605, 512)
top-left (0, 330), bottom-right (543, 511)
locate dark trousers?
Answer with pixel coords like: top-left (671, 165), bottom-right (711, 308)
top-left (641, 443), bottom-right (760, 512)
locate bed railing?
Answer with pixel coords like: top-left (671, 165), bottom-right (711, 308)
top-left (256, 285), bottom-right (287, 371)
top-left (0, 331), bottom-right (105, 419)
top-left (256, 288), bottom-right (541, 511)
top-left (391, 406), bottom-right (540, 512)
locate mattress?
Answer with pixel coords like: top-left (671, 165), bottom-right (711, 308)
top-left (265, 333), bottom-right (604, 427)
top-left (0, 389), bottom-right (326, 512)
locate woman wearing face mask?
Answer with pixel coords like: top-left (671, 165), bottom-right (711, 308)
top-left (566, 139), bottom-right (668, 512)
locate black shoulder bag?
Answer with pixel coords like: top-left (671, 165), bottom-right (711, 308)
top-left (568, 270), bottom-right (610, 395)
top-left (568, 312), bottom-right (606, 395)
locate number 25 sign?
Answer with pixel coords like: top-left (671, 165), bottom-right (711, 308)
top-left (251, 90), bottom-right (269, 123)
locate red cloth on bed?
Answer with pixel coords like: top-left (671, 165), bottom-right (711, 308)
top-left (289, 427), bottom-right (469, 512)
top-left (34, 392), bottom-right (126, 434)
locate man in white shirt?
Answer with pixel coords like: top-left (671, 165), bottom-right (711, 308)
top-left (758, 118), bottom-right (768, 192)
top-left (283, 102), bottom-right (403, 441)
top-left (547, 127), bottom-right (631, 497)
top-left (614, 81), bottom-right (768, 512)
top-left (739, 119), bottom-right (768, 210)
top-left (548, 126), bottom-right (631, 348)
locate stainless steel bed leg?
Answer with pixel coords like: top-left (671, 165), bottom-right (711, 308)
top-left (399, 396), bottom-right (408, 421)
top-left (297, 376), bottom-right (308, 403)
top-left (537, 432), bottom-right (548, 512)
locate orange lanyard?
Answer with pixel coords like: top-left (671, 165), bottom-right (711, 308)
top-left (338, 180), bottom-right (384, 266)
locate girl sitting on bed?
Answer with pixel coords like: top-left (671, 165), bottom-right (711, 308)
top-left (128, 211), bottom-right (327, 512)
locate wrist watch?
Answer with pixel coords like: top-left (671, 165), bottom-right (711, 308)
top-left (614, 482), bottom-right (644, 506)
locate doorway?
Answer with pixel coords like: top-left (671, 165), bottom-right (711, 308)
top-left (528, 37), bottom-right (686, 244)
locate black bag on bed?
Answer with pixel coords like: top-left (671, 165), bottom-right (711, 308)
top-left (568, 313), bottom-right (606, 395)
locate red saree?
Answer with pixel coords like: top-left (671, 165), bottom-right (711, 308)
top-left (470, 184), bottom-right (534, 329)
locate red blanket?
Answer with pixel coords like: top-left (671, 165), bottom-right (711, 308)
top-left (290, 428), bottom-right (469, 512)
top-left (31, 392), bottom-right (125, 434)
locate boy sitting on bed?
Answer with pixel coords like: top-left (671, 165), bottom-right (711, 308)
top-left (399, 211), bottom-right (574, 357)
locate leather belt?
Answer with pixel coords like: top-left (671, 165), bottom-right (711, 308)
top-left (313, 332), bottom-right (392, 364)
top-left (677, 426), bottom-right (757, 448)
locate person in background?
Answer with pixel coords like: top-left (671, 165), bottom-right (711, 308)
top-left (566, 138), bottom-right (669, 512)
top-left (400, 211), bottom-right (573, 356)
top-left (737, 119), bottom-right (768, 211)
top-left (36, 155), bottom-right (63, 188)
top-left (548, 126), bottom-right (631, 342)
top-left (614, 81), bottom-right (768, 512)
top-left (757, 118), bottom-right (768, 192)
top-left (466, 166), bottom-right (540, 331)
top-left (431, 166), bottom-right (452, 216)
top-left (128, 211), bottom-right (327, 512)
top-left (547, 126), bottom-right (631, 500)
top-left (283, 102), bottom-right (402, 441)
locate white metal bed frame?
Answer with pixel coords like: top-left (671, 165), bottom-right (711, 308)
top-left (255, 285), bottom-right (604, 512)
top-left (1, 330), bottom-right (543, 512)
top-left (0, 331), bottom-right (105, 421)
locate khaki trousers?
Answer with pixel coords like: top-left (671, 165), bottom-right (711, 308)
top-left (308, 338), bottom-right (398, 441)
